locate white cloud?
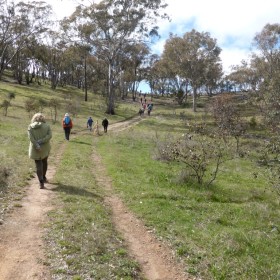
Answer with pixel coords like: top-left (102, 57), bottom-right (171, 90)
top-left (45, 0), bottom-right (77, 20)
top-left (220, 48), bottom-right (251, 74)
top-left (39, 0), bottom-right (280, 74)
top-left (159, 0), bottom-right (280, 72)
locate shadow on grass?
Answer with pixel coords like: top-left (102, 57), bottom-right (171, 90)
top-left (140, 120), bottom-right (187, 134)
top-left (51, 183), bottom-right (102, 199)
top-left (181, 180), bottom-right (257, 204)
top-left (69, 139), bottom-right (92, 146)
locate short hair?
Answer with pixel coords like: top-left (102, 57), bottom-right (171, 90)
top-left (31, 113), bottom-right (46, 123)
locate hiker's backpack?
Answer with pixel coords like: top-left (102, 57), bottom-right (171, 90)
top-left (64, 116), bottom-right (71, 125)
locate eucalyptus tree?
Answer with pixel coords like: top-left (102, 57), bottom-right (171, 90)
top-left (161, 30), bottom-right (222, 111)
top-left (14, 37), bottom-right (43, 85)
top-left (152, 57), bottom-right (189, 101)
top-left (250, 23), bottom-right (280, 130)
top-left (204, 59), bottom-right (223, 96)
top-left (226, 60), bottom-right (260, 93)
top-left (63, 0), bottom-right (168, 114)
top-left (152, 58), bottom-right (173, 96)
top-left (168, 76), bottom-right (189, 103)
top-left (44, 37), bottom-right (67, 90)
top-left (249, 23), bottom-right (280, 198)
top-left (145, 53), bottom-right (160, 95)
top-left (120, 42), bottom-right (150, 101)
top-left (0, 0), bottom-right (53, 80)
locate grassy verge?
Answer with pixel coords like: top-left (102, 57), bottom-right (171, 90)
top-left (96, 112), bottom-right (280, 279)
top-left (45, 133), bottom-right (144, 279)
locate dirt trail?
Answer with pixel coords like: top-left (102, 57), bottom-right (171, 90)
top-left (0, 145), bottom-right (64, 280)
top-left (93, 152), bottom-right (189, 280)
top-left (0, 116), bottom-right (192, 280)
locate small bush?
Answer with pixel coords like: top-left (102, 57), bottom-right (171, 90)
top-left (0, 165), bottom-right (10, 189)
top-left (0, 100), bottom-right (10, 116)
top-left (249, 116), bottom-right (257, 128)
top-left (157, 132), bottom-right (235, 187)
top-left (8, 92), bottom-right (15, 100)
top-left (25, 98), bottom-right (40, 117)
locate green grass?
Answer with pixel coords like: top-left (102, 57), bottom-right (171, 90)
top-left (0, 79), bottom-right (144, 279)
top-left (96, 111), bottom-right (280, 279)
top-left (1, 76), bottom-right (280, 280)
top-left (46, 134), bottom-right (143, 279)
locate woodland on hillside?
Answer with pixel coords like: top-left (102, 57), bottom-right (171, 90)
top-left (1, 0), bottom-right (280, 119)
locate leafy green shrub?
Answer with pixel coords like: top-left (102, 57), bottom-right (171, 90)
top-left (38, 98), bottom-right (48, 112)
top-left (25, 98), bottom-right (40, 117)
top-left (256, 135), bottom-right (280, 198)
top-left (249, 116), bottom-right (257, 128)
top-left (0, 100), bottom-right (10, 116)
top-left (7, 92), bottom-right (15, 100)
top-left (49, 98), bottom-right (61, 122)
top-left (0, 165), bottom-right (10, 189)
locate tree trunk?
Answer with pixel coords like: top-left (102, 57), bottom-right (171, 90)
top-left (192, 87), bottom-right (197, 112)
top-left (106, 61), bottom-right (115, 115)
top-left (84, 56), bottom-right (87, 101)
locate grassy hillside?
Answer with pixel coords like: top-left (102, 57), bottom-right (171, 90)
top-left (0, 78), bottom-right (145, 279)
top-left (0, 78), bottom-right (279, 279)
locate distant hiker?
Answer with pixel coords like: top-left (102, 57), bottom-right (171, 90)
top-left (62, 113), bottom-right (73, 141)
top-left (147, 103), bottom-right (153, 116)
top-left (102, 118), bottom-right (109, 133)
top-left (28, 113), bottom-right (52, 189)
top-left (139, 107), bottom-right (144, 116)
top-left (87, 116), bottom-right (94, 131)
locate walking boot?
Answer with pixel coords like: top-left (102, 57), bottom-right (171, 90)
top-left (39, 180), bottom-right (44, 189)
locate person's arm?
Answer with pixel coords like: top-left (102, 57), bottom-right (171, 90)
top-left (27, 127), bottom-right (37, 145)
top-left (28, 127), bottom-right (41, 150)
top-left (40, 125), bottom-right (52, 143)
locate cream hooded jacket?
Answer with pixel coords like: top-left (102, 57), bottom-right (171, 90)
top-left (28, 121), bottom-right (52, 160)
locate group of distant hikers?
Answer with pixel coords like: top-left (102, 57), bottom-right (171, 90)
top-left (62, 114), bottom-right (109, 140)
top-left (86, 116), bottom-right (109, 133)
top-left (138, 92), bottom-right (154, 116)
top-left (139, 102), bottom-right (154, 116)
top-left (27, 112), bottom-right (109, 189)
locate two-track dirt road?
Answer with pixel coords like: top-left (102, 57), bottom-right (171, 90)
top-left (0, 116), bottom-right (193, 280)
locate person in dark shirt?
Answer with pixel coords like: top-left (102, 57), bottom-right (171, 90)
top-left (87, 117), bottom-right (94, 131)
top-left (102, 118), bottom-right (109, 133)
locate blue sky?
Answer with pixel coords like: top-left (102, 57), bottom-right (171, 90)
top-left (153, 0), bottom-right (280, 74)
top-left (20, 0), bottom-right (280, 92)
top-left (45, 0), bottom-right (280, 74)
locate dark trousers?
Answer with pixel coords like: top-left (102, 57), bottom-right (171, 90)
top-left (64, 127), bottom-right (71, 140)
top-left (103, 125), bottom-right (108, 132)
top-left (35, 157), bottom-right (48, 182)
